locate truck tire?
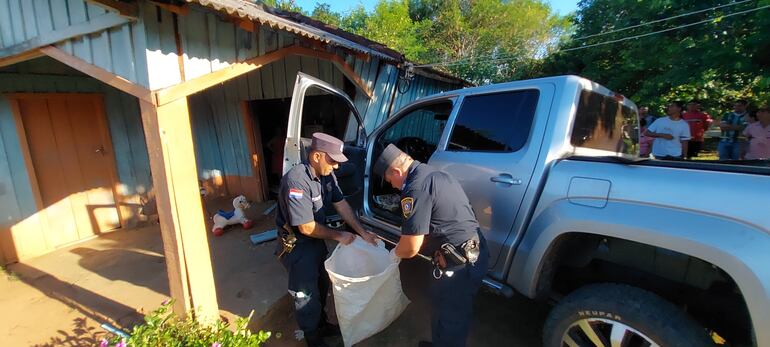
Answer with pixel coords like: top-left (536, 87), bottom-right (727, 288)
top-left (543, 283), bottom-right (715, 347)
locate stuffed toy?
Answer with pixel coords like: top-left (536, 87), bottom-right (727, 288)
top-left (212, 195), bottom-right (253, 236)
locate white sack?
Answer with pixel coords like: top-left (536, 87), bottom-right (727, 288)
top-left (324, 238), bottom-right (410, 346)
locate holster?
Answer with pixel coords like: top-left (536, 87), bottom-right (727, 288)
top-left (432, 236), bottom-right (481, 270)
top-left (277, 223), bottom-right (297, 259)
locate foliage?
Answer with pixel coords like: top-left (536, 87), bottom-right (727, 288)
top-left (537, 0), bottom-right (770, 117)
top-left (271, 0), bottom-right (767, 112)
top-left (364, 0), bottom-right (431, 59)
top-left (105, 302), bottom-right (270, 347)
top-left (307, 0), bottom-right (569, 85)
top-left (254, 0), bottom-right (304, 13)
top-left (415, 0), bottom-right (570, 83)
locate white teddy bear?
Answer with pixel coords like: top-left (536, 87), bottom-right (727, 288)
top-left (212, 195), bottom-right (253, 236)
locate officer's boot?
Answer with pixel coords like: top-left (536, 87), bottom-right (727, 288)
top-left (305, 330), bottom-right (330, 347)
top-left (417, 341), bottom-right (433, 347)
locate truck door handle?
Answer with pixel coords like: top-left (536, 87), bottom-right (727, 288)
top-left (490, 174), bottom-right (522, 185)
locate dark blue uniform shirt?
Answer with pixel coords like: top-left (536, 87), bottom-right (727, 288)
top-left (276, 163), bottom-right (344, 242)
top-left (400, 161), bottom-right (480, 254)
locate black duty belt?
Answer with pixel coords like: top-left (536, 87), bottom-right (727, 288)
top-left (431, 235), bottom-right (481, 279)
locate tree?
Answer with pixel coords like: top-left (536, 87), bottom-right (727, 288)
top-left (255, 0), bottom-right (304, 13)
top-left (411, 0), bottom-right (569, 84)
top-left (308, 0), bottom-right (569, 85)
top-left (360, 0), bottom-right (430, 59)
top-left (538, 0), bottom-right (770, 116)
top-left (311, 3), bottom-right (342, 27)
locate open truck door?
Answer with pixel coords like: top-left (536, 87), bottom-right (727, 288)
top-left (283, 73), bottom-right (367, 222)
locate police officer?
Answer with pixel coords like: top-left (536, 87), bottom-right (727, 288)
top-left (373, 144), bottom-right (489, 347)
top-left (276, 132), bottom-right (378, 347)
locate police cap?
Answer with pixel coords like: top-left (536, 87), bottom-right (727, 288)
top-left (373, 144), bottom-right (406, 177)
top-left (311, 132), bottom-right (348, 163)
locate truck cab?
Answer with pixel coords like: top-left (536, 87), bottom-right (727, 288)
top-left (283, 72), bottom-right (768, 347)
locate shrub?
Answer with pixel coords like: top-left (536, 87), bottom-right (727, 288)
top-left (103, 301), bottom-right (270, 347)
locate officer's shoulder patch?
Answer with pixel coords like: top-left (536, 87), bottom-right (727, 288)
top-left (401, 197), bottom-right (414, 218)
top-left (288, 188), bottom-right (304, 199)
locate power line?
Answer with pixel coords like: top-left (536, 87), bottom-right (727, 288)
top-left (417, 3), bottom-right (770, 69)
top-left (562, 4), bottom-right (770, 52)
top-left (573, 0), bottom-right (752, 41)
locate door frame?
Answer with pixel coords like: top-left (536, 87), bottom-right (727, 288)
top-left (6, 93), bottom-right (127, 250)
top-left (239, 100), bottom-right (269, 203)
top-left (359, 96), bottom-right (459, 235)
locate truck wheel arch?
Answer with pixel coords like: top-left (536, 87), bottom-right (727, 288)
top-left (509, 200), bottom-right (770, 346)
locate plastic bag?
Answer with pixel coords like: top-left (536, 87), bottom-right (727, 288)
top-left (324, 238), bottom-right (410, 346)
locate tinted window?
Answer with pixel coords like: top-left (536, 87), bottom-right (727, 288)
top-left (448, 90), bottom-right (539, 152)
top-left (571, 90), bottom-right (638, 154)
top-left (301, 86), bottom-right (360, 143)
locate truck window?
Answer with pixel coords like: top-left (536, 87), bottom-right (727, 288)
top-left (447, 90), bottom-right (539, 152)
top-left (571, 90), bottom-right (638, 154)
top-left (300, 86), bottom-right (360, 144)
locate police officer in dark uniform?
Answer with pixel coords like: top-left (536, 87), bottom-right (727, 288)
top-left (276, 132), bottom-right (378, 347)
top-left (374, 144), bottom-right (489, 347)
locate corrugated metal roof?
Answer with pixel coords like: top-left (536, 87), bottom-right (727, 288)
top-left (186, 0), bottom-right (402, 62)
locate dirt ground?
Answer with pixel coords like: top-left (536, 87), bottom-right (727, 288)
top-left (258, 247), bottom-right (551, 347)
top-left (0, 197), bottom-right (550, 346)
top-left (0, 199), bottom-right (288, 346)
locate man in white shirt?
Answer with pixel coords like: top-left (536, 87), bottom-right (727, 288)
top-left (644, 102), bottom-right (692, 160)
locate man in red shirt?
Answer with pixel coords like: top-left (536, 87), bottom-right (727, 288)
top-left (682, 100), bottom-right (713, 159)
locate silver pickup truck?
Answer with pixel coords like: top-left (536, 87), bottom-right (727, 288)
top-left (283, 73), bottom-right (770, 347)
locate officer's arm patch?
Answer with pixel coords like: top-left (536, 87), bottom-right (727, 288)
top-left (289, 188), bottom-right (304, 199)
top-left (401, 197), bottom-right (414, 218)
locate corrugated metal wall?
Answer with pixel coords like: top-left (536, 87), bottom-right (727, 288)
top-left (0, 57), bottom-right (152, 262)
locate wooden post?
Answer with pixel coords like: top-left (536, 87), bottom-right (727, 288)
top-left (138, 97), bottom-right (219, 322)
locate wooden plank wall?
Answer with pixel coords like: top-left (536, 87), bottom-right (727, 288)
top-left (172, 4), bottom-right (461, 200)
top-left (187, 53), bottom-right (348, 201)
top-left (0, 0), bottom-right (150, 88)
top-left (0, 97), bottom-right (40, 263)
top-left (0, 58), bottom-right (151, 263)
top-left (0, 0), bottom-right (102, 48)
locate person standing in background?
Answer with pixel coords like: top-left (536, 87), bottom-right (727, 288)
top-left (639, 106), bottom-right (657, 128)
top-left (682, 100), bottom-right (713, 159)
top-left (718, 100), bottom-right (749, 160)
top-left (645, 102), bottom-right (691, 160)
top-left (743, 107), bottom-right (770, 160)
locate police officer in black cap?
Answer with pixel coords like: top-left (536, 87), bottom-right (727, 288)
top-left (374, 144), bottom-right (489, 347)
top-left (276, 132), bottom-right (378, 347)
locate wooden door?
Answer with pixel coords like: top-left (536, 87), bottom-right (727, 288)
top-left (15, 94), bottom-right (121, 249)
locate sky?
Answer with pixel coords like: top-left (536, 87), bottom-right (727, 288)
top-left (294, 0), bottom-right (579, 16)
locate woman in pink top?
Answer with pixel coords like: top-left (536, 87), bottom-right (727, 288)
top-left (742, 107), bottom-right (770, 160)
top-left (639, 119), bottom-right (654, 157)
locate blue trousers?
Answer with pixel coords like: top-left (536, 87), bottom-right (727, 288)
top-left (280, 240), bottom-right (329, 336)
top-left (718, 141), bottom-right (743, 160)
top-left (430, 240), bottom-right (489, 347)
